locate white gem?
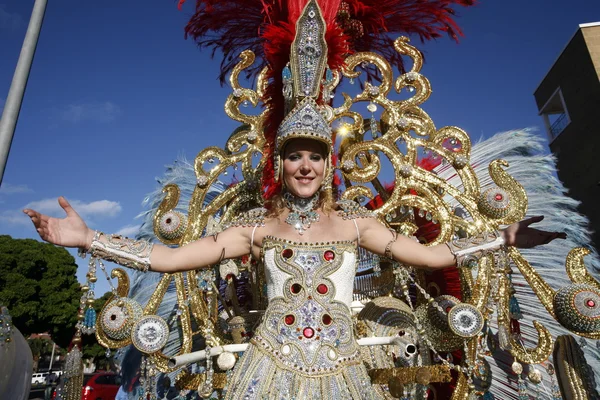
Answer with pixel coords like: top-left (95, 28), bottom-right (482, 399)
top-left (342, 160), bottom-right (355, 171)
top-left (368, 85), bottom-right (380, 96)
top-left (282, 344), bottom-right (291, 355)
top-left (328, 349), bottom-right (337, 360)
top-left (197, 176), bottom-right (209, 187)
top-left (406, 72), bottom-right (419, 82)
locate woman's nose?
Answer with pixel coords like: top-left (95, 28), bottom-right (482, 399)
top-left (299, 159), bottom-right (310, 173)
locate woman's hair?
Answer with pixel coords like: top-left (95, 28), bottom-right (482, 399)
top-left (265, 188), bottom-right (336, 218)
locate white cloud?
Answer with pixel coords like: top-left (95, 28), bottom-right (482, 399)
top-left (0, 5), bottom-right (23, 31)
top-left (23, 198), bottom-right (122, 219)
top-left (0, 183), bottom-right (33, 195)
top-left (61, 102), bottom-right (121, 123)
top-left (116, 224), bottom-right (140, 237)
top-left (0, 210), bottom-right (30, 226)
top-left (0, 198), bottom-right (123, 227)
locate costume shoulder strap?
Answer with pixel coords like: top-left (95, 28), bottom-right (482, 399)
top-left (336, 200), bottom-right (375, 220)
top-left (225, 207), bottom-right (268, 228)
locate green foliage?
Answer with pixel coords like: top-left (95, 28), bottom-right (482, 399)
top-left (28, 337), bottom-right (54, 359)
top-left (0, 235), bottom-right (80, 348)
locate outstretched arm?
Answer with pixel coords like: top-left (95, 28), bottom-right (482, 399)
top-left (358, 216), bottom-right (565, 271)
top-left (24, 197), bottom-right (253, 273)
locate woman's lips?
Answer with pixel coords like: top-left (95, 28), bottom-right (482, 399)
top-left (296, 177), bottom-right (314, 183)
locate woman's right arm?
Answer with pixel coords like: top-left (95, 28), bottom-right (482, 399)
top-left (24, 197), bottom-right (253, 273)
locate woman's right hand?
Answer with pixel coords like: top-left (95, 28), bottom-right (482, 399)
top-left (23, 196), bottom-right (95, 249)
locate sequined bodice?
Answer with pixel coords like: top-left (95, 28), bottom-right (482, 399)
top-left (253, 236), bottom-right (361, 376)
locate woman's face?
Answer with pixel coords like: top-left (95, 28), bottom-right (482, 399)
top-left (282, 138), bottom-right (327, 198)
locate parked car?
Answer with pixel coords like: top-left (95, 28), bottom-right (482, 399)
top-left (81, 372), bottom-right (121, 400)
top-left (31, 372), bottom-right (48, 385)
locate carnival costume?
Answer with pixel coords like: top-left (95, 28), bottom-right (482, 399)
top-left (59, 1), bottom-right (600, 399)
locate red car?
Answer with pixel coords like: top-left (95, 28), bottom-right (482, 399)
top-left (81, 372), bottom-right (121, 400)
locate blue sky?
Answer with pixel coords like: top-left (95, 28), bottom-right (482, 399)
top-left (1, 0), bottom-right (599, 295)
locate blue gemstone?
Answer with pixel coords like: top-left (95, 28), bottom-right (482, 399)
top-left (325, 68), bottom-right (333, 83)
top-left (282, 66), bottom-right (292, 80)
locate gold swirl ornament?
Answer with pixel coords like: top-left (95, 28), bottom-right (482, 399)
top-left (96, 269), bottom-right (143, 349)
top-left (153, 184), bottom-right (186, 245)
top-left (478, 160), bottom-right (527, 225)
top-left (497, 252), bottom-right (554, 363)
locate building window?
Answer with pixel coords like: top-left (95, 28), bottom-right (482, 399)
top-left (539, 87), bottom-right (570, 142)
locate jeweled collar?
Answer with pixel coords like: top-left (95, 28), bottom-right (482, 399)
top-left (283, 191), bottom-right (320, 235)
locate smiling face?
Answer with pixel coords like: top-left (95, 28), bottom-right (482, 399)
top-left (282, 138), bottom-right (327, 198)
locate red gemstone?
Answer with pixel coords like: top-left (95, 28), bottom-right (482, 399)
top-left (282, 248), bottom-right (293, 259)
top-left (291, 283), bottom-right (302, 294)
top-left (322, 314), bottom-right (332, 325)
top-left (303, 327), bottom-right (315, 338)
top-left (445, 306), bottom-right (452, 313)
top-left (586, 299), bottom-right (596, 308)
top-left (284, 314), bottom-right (295, 325)
top-left (398, 330), bottom-right (405, 336)
top-left (324, 250), bottom-right (335, 261)
top-left (317, 284), bottom-right (328, 294)
top-left (494, 193), bottom-right (503, 201)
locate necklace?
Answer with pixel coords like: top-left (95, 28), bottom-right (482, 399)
top-left (283, 191), bottom-right (320, 235)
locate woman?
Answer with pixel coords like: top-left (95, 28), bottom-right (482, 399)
top-left (23, 132), bottom-right (564, 399)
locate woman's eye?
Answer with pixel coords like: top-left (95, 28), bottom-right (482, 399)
top-left (310, 155), bottom-right (322, 161)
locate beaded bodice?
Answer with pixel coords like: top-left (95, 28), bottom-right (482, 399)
top-left (252, 236), bottom-right (361, 376)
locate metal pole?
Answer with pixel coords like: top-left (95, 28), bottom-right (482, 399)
top-left (48, 342), bottom-right (56, 372)
top-left (0, 0), bottom-right (48, 185)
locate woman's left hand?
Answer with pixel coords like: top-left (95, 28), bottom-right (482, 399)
top-left (501, 216), bottom-right (567, 248)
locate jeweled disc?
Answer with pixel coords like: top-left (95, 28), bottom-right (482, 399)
top-left (554, 284), bottom-right (600, 333)
top-left (448, 304), bottom-right (484, 338)
top-left (131, 315), bottom-right (169, 354)
top-left (99, 298), bottom-right (142, 341)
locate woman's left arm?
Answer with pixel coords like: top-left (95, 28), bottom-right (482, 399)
top-left (358, 216), bottom-right (566, 271)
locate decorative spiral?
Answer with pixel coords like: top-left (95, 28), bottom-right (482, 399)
top-left (427, 295), bottom-right (460, 330)
top-left (477, 186), bottom-right (511, 219)
top-left (157, 211), bottom-right (188, 241)
top-left (447, 303), bottom-right (484, 338)
top-left (99, 298), bottom-right (143, 341)
top-left (554, 284), bottom-right (600, 333)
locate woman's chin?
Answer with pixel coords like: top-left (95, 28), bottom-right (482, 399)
top-left (287, 186), bottom-right (319, 198)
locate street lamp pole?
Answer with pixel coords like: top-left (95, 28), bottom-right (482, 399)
top-left (0, 0), bottom-right (48, 185)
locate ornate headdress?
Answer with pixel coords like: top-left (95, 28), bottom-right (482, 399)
top-left (273, 1), bottom-right (334, 188)
top-left (179, 0), bottom-right (475, 199)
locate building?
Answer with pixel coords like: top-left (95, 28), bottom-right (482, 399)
top-left (534, 22), bottom-right (600, 251)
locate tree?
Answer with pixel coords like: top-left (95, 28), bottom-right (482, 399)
top-left (0, 235), bottom-right (81, 348)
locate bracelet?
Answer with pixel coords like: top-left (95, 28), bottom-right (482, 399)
top-left (87, 231), bottom-right (154, 272)
top-left (446, 231), bottom-right (505, 268)
top-left (384, 229), bottom-right (398, 260)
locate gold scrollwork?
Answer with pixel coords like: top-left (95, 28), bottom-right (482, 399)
top-left (565, 247), bottom-right (600, 289)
